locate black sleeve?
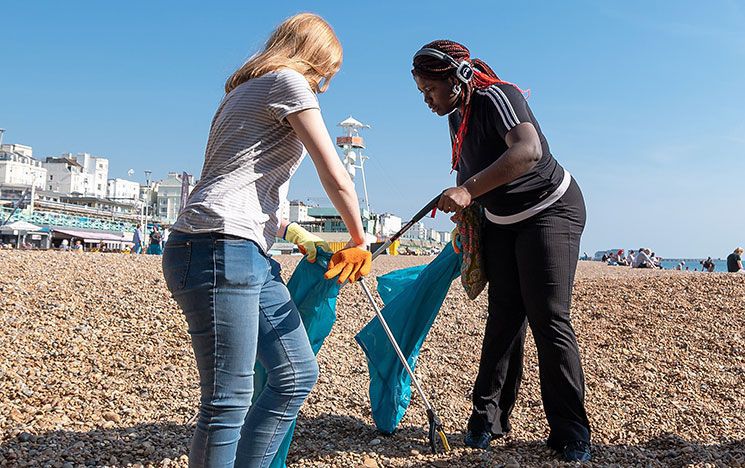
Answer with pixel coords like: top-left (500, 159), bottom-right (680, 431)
top-left (481, 84), bottom-right (532, 140)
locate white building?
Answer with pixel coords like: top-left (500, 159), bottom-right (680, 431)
top-left (288, 200), bottom-right (314, 223)
top-left (280, 199), bottom-right (290, 222)
top-left (154, 172), bottom-right (195, 224)
top-left (0, 144), bottom-right (47, 189)
top-left (378, 213), bottom-right (402, 237)
top-left (107, 178), bottom-right (140, 204)
top-left (0, 144), bottom-right (33, 158)
top-left (43, 152), bottom-right (109, 197)
top-left (401, 221), bottom-right (427, 240)
top-left (68, 153), bottom-right (109, 198)
top-left (425, 229), bottom-right (451, 243)
top-left (43, 157), bottom-right (87, 195)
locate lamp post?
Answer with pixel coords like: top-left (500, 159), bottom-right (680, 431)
top-left (144, 170), bottom-right (152, 248)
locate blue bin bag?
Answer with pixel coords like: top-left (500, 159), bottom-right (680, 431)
top-left (252, 250), bottom-right (341, 468)
top-left (355, 243), bottom-right (462, 433)
top-left (375, 263), bottom-right (427, 304)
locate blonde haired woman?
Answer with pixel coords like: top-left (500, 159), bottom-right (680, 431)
top-left (163, 13), bottom-right (371, 466)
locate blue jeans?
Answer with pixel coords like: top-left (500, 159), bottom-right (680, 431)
top-left (162, 231), bottom-right (319, 467)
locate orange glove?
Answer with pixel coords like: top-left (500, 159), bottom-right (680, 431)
top-left (324, 247), bottom-right (372, 283)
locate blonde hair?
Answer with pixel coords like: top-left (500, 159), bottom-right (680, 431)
top-left (735, 247), bottom-right (744, 254)
top-left (225, 13), bottom-right (342, 94)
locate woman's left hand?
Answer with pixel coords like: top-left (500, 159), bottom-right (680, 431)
top-left (437, 186), bottom-right (472, 213)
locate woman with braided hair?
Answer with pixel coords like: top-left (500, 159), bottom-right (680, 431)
top-left (412, 40), bottom-right (591, 462)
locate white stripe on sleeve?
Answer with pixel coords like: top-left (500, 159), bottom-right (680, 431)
top-left (490, 87), bottom-right (521, 127)
top-left (477, 89), bottom-right (514, 130)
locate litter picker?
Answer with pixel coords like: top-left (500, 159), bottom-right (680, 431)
top-left (357, 194), bottom-right (451, 453)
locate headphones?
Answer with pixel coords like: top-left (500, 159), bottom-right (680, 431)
top-left (414, 47), bottom-right (474, 84)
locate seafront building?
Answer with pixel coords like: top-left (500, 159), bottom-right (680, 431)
top-left (401, 221), bottom-right (427, 241)
top-left (153, 172), bottom-right (196, 224)
top-left (43, 156), bottom-right (87, 194)
top-left (0, 144), bottom-right (47, 193)
top-left (378, 213), bottom-right (402, 237)
top-left (289, 200), bottom-right (313, 223)
top-left (0, 121), bottom-right (448, 253)
top-left (0, 141), bottom-right (197, 250)
top-left (107, 178), bottom-right (141, 203)
top-left (43, 152), bottom-right (109, 198)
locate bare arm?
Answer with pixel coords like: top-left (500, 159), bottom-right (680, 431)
top-left (437, 122), bottom-right (543, 212)
top-left (276, 218), bottom-right (290, 238)
top-left (286, 108), bottom-right (367, 246)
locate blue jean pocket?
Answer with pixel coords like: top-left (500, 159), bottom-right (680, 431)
top-left (217, 239), bottom-right (268, 288)
top-left (162, 241), bottom-right (193, 292)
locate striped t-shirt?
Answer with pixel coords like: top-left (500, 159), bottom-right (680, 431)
top-left (172, 68), bottom-right (319, 253)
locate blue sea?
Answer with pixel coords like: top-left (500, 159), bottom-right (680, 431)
top-left (658, 259), bottom-right (727, 272)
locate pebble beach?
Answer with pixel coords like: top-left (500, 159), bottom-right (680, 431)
top-left (0, 251), bottom-right (743, 467)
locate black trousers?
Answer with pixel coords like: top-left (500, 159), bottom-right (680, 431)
top-left (467, 178), bottom-right (591, 447)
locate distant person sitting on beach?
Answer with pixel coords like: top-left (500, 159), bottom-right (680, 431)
top-left (727, 247), bottom-right (744, 273)
top-left (626, 249), bottom-right (635, 266)
top-left (412, 40), bottom-right (591, 461)
top-left (162, 14), bottom-right (371, 466)
top-left (60, 239), bottom-right (69, 251)
top-left (606, 253), bottom-right (617, 265)
top-left (71, 240), bottom-right (83, 253)
top-left (615, 249), bottom-right (628, 266)
top-left (633, 248), bottom-right (655, 268)
top-left (676, 261), bottom-right (685, 270)
top-left (651, 252), bottom-right (662, 269)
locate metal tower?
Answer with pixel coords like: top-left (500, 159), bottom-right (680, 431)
top-left (336, 116), bottom-right (371, 212)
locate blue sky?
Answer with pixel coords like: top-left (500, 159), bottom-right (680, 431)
top-left (2, 1), bottom-right (744, 258)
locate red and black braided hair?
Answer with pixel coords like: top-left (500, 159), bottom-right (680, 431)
top-left (412, 39), bottom-right (523, 171)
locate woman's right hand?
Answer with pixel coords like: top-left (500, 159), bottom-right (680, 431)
top-left (324, 246), bottom-right (372, 284)
top-left (437, 186), bottom-right (472, 213)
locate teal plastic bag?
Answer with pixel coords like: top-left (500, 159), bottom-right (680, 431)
top-left (355, 243), bottom-right (462, 433)
top-left (252, 251), bottom-right (341, 468)
top-left (375, 264), bottom-right (427, 303)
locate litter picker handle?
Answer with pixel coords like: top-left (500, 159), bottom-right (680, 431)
top-left (371, 193), bottom-right (442, 260)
